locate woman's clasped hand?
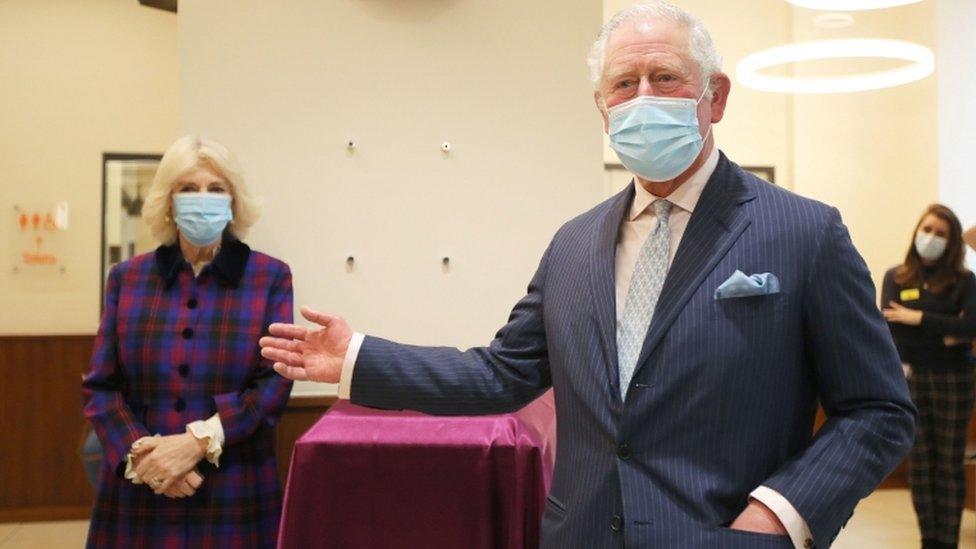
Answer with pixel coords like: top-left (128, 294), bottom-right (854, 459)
top-left (130, 433), bottom-right (209, 497)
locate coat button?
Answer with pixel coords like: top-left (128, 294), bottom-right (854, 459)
top-left (609, 515), bottom-right (623, 532)
top-left (182, 328), bottom-right (194, 339)
top-left (804, 539), bottom-right (815, 548)
top-left (617, 444), bottom-right (632, 460)
top-left (187, 297), bottom-right (198, 309)
top-left (174, 398), bottom-right (185, 412)
top-left (178, 363), bottom-right (189, 377)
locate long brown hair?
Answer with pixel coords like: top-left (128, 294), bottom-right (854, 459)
top-left (895, 204), bottom-right (966, 295)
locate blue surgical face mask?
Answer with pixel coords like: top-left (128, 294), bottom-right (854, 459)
top-left (173, 193), bottom-right (233, 246)
top-left (914, 230), bottom-right (947, 261)
top-left (607, 84), bottom-right (711, 182)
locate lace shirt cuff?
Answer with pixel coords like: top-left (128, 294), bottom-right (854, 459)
top-left (186, 413), bottom-right (225, 467)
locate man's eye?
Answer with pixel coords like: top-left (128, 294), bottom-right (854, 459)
top-left (616, 80), bottom-right (635, 89)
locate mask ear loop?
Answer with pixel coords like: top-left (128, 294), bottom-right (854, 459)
top-left (698, 78), bottom-right (713, 144)
top-left (701, 124), bottom-right (713, 144)
top-left (696, 78), bottom-right (712, 104)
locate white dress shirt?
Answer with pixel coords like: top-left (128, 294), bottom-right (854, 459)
top-left (615, 146), bottom-right (717, 323)
top-left (337, 145), bottom-right (812, 548)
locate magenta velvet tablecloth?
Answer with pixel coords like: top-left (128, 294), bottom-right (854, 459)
top-left (277, 391), bottom-right (556, 549)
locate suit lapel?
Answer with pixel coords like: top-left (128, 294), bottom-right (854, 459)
top-left (630, 154), bottom-right (757, 384)
top-left (588, 185), bottom-right (634, 400)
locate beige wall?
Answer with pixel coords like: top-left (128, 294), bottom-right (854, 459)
top-left (178, 0), bottom-right (603, 394)
top-left (0, 0), bottom-right (178, 335)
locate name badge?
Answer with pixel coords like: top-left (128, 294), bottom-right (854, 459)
top-left (900, 288), bottom-right (920, 302)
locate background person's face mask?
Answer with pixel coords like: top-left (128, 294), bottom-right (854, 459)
top-left (608, 84), bottom-right (711, 182)
top-left (173, 193), bottom-right (233, 246)
top-left (914, 230), bottom-right (947, 261)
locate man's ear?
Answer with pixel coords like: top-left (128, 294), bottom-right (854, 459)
top-left (594, 91), bottom-right (609, 132)
top-left (709, 73), bottom-right (732, 124)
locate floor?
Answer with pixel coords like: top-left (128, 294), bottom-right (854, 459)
top-left (0, 489), bottom-right (973, 547)
top-left (833, 490), bottom-right (975, 548)
top-left (0, 520), bottom-right (90, 549)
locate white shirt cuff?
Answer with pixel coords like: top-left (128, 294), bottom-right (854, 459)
top-left (186, 413), bottom-right (225, 467)
top-left (124, 451), bottom-right (144, 484)
top-left (124, 435), bottom-right (158, 484)
top-left (337, 332), bottom-right (365, 400)
top-left (750, 485), bottom-right (813, 549)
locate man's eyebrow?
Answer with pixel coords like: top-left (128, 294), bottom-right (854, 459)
top-left (605, 59), bottom-right (689, 81)
top-left (605, 67), bottom-right (636, 81)
top-left (650, 61), bottom-right (687, 74)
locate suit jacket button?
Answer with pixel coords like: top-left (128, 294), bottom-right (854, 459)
top-left (174, 398), bottom-right (185, 412)
top-left (617, 444), bottom-right (632, 460)
top-left (804, 539), bottom-right (814, 548)
top-left (609, 515), bottom-right (623, 532)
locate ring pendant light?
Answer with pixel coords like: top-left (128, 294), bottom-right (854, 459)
top-left (786, 0), bottom-right (924, 11)
top-left (736, 38), bottom-right (934, 94)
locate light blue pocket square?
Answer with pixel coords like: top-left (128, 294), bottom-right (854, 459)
top-left (714, 270), bottom-right (780, 299)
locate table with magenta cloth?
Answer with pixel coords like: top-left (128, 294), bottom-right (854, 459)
top-left (277, 391), bottom-right (557, 549)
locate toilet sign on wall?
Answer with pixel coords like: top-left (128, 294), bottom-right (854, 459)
top-left (12, 202), bottom-right (68, 273)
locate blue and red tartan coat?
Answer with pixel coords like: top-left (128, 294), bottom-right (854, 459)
top-left (82, 237), bottom-right (293, 548)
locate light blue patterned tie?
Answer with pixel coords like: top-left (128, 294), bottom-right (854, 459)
top-left (617, 199), bottom-right (672, 400)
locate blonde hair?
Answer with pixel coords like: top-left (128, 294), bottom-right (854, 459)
top-left (143, 135), bottom-right (261, 245)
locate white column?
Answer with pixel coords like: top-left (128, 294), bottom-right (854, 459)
top-left (938, 0), bottom-right (976, 265)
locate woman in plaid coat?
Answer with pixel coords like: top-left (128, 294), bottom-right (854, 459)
top-left (882, 204), bottom-right (976, 549)
top-left (83, 135), bottom-right (294, 548)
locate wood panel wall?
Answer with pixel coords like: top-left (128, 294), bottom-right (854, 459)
top-left (0, 335), bottom-right (94, 521)
top-left (1, 335), bottom-right (973, 521)
top-left (0, 336), bottom-right (332, 523)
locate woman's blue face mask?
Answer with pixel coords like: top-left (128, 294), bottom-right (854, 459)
top-left (607, 84), bottom-right (711, 182)
top-left (173, 193), bottom-right (233, 246)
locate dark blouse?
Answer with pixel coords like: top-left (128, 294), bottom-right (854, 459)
top-left (881, 266), bottom-right (976, 370)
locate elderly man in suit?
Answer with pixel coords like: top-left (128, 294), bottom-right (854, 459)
top-left (260, 2), bottom-right (915, 547)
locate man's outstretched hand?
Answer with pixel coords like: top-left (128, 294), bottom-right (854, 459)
top-left (259, 306), bottom-right (352, 383)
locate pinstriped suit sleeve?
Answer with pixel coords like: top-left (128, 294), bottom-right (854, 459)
top-left (761, 207), bottom-right (916, 545)
top-left (349, 242), bottom-right (554, 415)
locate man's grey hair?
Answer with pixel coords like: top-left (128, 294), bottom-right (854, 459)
top-left (587, 2), bottom-right (723, 97)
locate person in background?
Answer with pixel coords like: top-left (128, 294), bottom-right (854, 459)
top-left (82, 135), bottom-right (293, 548)
top-left (882, 204), bottom-right (976, 549)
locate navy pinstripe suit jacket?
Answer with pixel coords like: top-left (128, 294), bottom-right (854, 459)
top-left (351, 153), bottom-right (916, 548)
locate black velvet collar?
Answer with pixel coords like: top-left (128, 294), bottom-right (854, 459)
top-left (154, 233), bottom-right (250, 290)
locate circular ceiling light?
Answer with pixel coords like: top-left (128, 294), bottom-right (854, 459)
top-left (787, 0), bottom-right (923, 10)
top-left (736, 38), bottom-right (934, 94)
